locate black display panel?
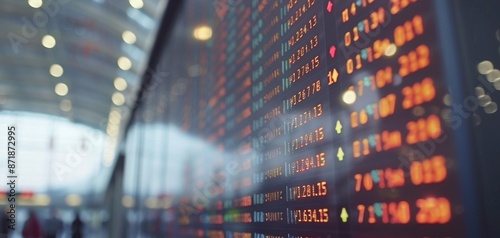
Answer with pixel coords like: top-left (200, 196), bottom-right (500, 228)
top-left (123, 0), bottom-right (500, 237)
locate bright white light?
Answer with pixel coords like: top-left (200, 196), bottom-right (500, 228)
top-left (0, 111), bottom-right (107, 194)
top-left (60, 99), bottom-right (72, 111)
top-left (129, 0), bottom-right (143, 9)
top-left (193, 26), bottom-right (213, 41)
top-left (103, 138), bottom-right (118, 166)
top-left (66, 194), bottom-right (82, 206)
top-left (35, 194), bottom-right (51, 206)
top-left (42, 35), bottom-right (56, 48)
top-left (109, 110), bottom-right (122, 124)
top-left (110, 110), bottom-right (122, 120)
top-left (145, 198), bottom-right (159, 209)
top-left (487, 69), bottom-right (500, 82)
top-left (55, 83), bottom-right (68, 96)
top-left (122, 196), bottom-right (135, 208)
top-left (114, 77), bottom-right (128, 91)
top-left (28, 0), bottom-right (43, 8)
top-left (106, 126), bottom-right (119, 138)
top-left (122, 30), bottom-right (137, 44)
top-left (50, 64), bottom-right (64, 77)
top-left (117, 57), bottom-right (132, 70)
top-left (342, 90), bottom-right (356, 105)
top-left (112, 92), bottom-right (125, 106)
top-left (384, 43), bottom-right (397, 57)
top-left (478, 61), bottom-right (494, 75)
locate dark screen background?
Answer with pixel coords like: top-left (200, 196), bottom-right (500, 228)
top-left (121, 0), bottom-right (500, 237)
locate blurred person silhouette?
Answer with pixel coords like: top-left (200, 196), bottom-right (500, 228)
top-left (22, 210), bottom-right (42, 238)
top-left (1, 206), bottom-right (14, 237)
top-left (43, 209), bottom-right (63, 238)
top-left (71, 212), bottom-right (83, 238)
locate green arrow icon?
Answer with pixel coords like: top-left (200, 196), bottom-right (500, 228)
top-left (335, 120), bottom-right (342, 134)
top-left (340, 207), bottom-right (349, 222)
top-left (337, 147), bottom-right (344, 161)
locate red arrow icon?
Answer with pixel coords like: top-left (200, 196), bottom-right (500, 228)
top-left (327, 1), bottom-right (334, 13)
top-left (329, 45), bottom-right (337, 58)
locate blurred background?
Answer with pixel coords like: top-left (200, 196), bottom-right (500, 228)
top-left (0, 0), bottom-right (168, 237)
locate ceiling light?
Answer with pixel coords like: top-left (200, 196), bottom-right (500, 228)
top-left (60, 99), bottom-right (72, 112)
top-left (486, 69), bottom-right (500, 82)
top-left (129, 0), bottom-right (144, 9)
top-left (117, 57), bottom-right (132, 70)
top-left (109, 115), bottom-right (120, 125)
top-left (109, 110), bottom-right (122, 124)
top-left (484, 102), bottom-right (498, 114)
top-left (42, 35), bottom-right (56, 48)
top-left (193, 26), bottom-right (213, 41)
top-left (107, 123), bottom-right (120, 132)
top-left (342, 90), bottom-right (356, 105)
top-left (55, 83), bottom-right (68, 96)
top-left (122, 196), bottom-right (135, 208)
top-left (35, 194), bottom-right (51, 206)
top-left (66, 194), bottom-right (82, 207)
top-left (122, 30), bottom-right (137, 44)
top-left (145, 198), bottom-right (159, 209)
top-left (28, 0), bottom-right (43, 8)
top-left (50, 64), bottom-right (64, 77)
top-left (114, 77), bottom-right (128, 91)
top-left (475, 87), bottom-right (485, 97)
top-left (112, 92), bottom-right (125, 106)
top-left (477, 61), bottom-right (493, 75)
top-left (110, 110), bottom-right (122, 120)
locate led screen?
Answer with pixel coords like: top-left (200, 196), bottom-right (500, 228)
top-left (125, 0), bottom-right (484, 237)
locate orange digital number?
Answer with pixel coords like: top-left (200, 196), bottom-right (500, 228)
top-left (354, 173), bottom-right (374, 192)
top-left (347, 59), bottom-right (354, 74)
top-left (398, 45), bottom-right (430, 77)
top-left (416, 197), bottom-right (451, 224)
top-left (357, 80), bottom-right (364, 96)
top-left (381, 130), bottom-right (402, 151)
top-left (357, 205), bottom-right (376, 224)
top-left (389, 201), bottom-right (411, 224)
top-left (353, 26), bottom-right (360, 42)
top-left (410, 155), bottom-right (447, 185)
top-left (357, 205), bottom-right (365, 223)
top-left (353, 140), bottom-right (361, 158)
top-left (342, 9), bottom-right (349, 23)
top-left (385, 168), bottom-right (405, 188)
top-left (406, 115), bottom-right (442, 144)
top-left (350, 3), bottom-right (356, 16)
top-left (368, 205), bottom-right (376, 223)
top-left (376, 67), bottom-right (393, 88)
top-left (356, 54), bottom-right (362, 69)
top-left (350, 109), bottom-right (368, 128)
top-left (379, 93), bottom-right (397, 118)
top-left (345, 32), bottom-right (352, 46)
top-left (390, 0), bottom-right (417, 15)
top-left (369, 8), bottom-right (386, 30)
top-left (373, 38), bottom-right (391, 59)
top-left (394, 15), bottom-right (424, 46)
top-left (402, 77), bottom-right (436, 109)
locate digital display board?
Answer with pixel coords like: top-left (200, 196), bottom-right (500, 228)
top-left (123, 0), bottom-right (500, 237)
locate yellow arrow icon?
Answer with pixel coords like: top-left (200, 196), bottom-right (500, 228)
top-left (340, 208), bottom-right (349, 222)
top-left (335, 120), bottom-right (342, 134)
top-left (337, 147), bottom-right (344, 161)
